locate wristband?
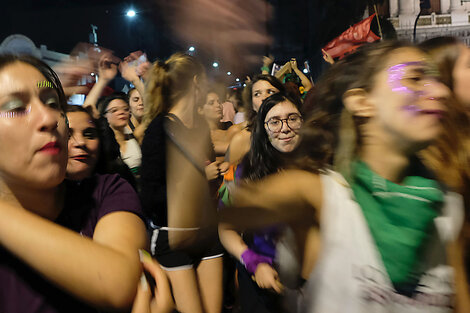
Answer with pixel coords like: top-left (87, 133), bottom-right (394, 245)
top-left (261, 66), bottom-right (270, 72)
top-left (240, 249), bottom-right (273, 275)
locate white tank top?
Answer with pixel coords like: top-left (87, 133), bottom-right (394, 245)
top-left (300, 170), bottom-right (463, 313)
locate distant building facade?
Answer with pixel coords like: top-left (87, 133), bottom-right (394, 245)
top-left (378, 0), bottom-right (470, 43)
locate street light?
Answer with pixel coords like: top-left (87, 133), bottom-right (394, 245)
top-left (188, 46), bottom-right (195, 52)
top-left (303, 68), bottom-right (308, 74)
top-left (235, 78), bottom-right (240, 82)
top-left (212, 61), bottom-right (219, 68)
top-left (126, 9), bottom-right (136, 17)
top-left (227, 71), bottom-right (231, 76)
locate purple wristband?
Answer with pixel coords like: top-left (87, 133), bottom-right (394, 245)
top-left (240, 249), bottom-right (273, 275)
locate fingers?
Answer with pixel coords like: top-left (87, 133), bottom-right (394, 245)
top-left (131, 274), bottom-right (151, 313)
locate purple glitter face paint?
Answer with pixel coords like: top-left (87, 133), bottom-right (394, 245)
top-left (387, 61), bottom-right (429, 115)
top-left (387, 61), bottom-right (424, 94)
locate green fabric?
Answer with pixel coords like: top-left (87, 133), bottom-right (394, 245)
top-left (348, 160), bottom-right (443, 288)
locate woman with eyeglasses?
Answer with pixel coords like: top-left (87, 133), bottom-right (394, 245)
top-left (219, 92), bottom-right (303, 313)
top-left (99, 93), bottom-right (141, 178)
top-left (221, 41), bottom-right (464, 313)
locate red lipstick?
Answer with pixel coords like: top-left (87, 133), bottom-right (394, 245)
top-left (39, 141), bottom-right (61, 155)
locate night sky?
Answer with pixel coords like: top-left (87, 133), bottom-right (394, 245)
top-left (2, 0), bottom-right (381, 80)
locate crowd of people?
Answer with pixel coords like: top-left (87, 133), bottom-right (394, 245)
top-left (0, 34), bottom-right (470, 313)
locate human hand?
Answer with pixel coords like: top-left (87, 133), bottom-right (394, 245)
top-left (263, 54), bottom-right (274, 67)
top-left (98, 54), bottom-right (118, 82)
top-left (119, 61), bottom-right (140, 84)
top-left (218, 162), bottom-right (230, 176)
top-left (132, 251), bottom-right (175, 313)
top-left (205, 160), bottom-right (221, 181)
top-left (322, 49), bottom-right (335, 65)
top-left (54, 59), bottom-right (94, 96)
top-left (254, 263), bottom-right (283, 293)
top-left (289, 58), bottom-right (298, 70)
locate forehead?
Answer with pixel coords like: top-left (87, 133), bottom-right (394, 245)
top-left (253, 79), bottom-right (276, 91)
top-left (383, 48), bottom-right (426, 70)
top-left (206, 92), bottom-right (219, 100)
top-left (265, 100), bottom-right (299, 119)
top-left (67, 111), bottom-right (95, 127)
top-left (129, 89), bottom-right (141, 97)
top-left (108, 98), bottom-right (129, 108)
top-left (0, 62), bottom-right (47, 93)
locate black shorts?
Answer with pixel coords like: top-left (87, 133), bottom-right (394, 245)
top-left (150, 227), bottom-right (224, 270)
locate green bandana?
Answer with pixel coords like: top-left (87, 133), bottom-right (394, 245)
top-left (348, 160), bottom-right (444, 290)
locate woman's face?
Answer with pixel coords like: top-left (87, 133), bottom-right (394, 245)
top-left (264, 100), bottom-right (302, 153)
top-left (128, 89), bottom-right (144, 121)
top-left (367, 48), bottom-right (449, 149)
top-left (252, 80), bottom-right (279, 112)
top-left (452, 44), bottom-right (470, 107)
top-left (104, 99), bottom-right (130, 129)
top-left (0, 62), bottom-right (68, 189)
top-left (66, 111), bottom-right (99, 181)
top-left (202, 92), bottom-right (223, 122)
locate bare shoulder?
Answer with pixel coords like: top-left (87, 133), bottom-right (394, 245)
top-left (226, 123), bottom-right (244, 138)
top-left (227, 129), bottom-right (251, 164)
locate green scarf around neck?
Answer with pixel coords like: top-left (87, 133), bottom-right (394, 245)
top-left (348, 160), bottom-right (444, 290)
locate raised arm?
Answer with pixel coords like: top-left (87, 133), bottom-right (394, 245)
top-left (290, 58), bottom-right (313, 92)
top-left (83, 54), bottom-right (118, 118)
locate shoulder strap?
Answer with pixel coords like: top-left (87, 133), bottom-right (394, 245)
top-left (163, 116), bottom-right (206, 176)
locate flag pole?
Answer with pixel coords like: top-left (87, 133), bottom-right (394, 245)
top-left (373, 4), bottom-right (383, 40)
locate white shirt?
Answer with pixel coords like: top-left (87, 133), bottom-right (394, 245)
top-left (298, 170), bottom-right (462, 313)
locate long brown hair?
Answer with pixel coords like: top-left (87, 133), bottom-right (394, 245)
top-left (143, 52), bottom-right (205, 129)
top-left (297, 41), bottom-right (417, 177)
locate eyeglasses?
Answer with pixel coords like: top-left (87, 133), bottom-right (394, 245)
top-left (265, 114), bottom-right (303, 133)
top-left (105, 106), bottom-right (130, 115)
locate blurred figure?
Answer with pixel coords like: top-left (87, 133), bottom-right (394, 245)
top-left (99, 93), bottom-right (142, 178)
top-left (128, 87), bottom-right (145, 131)
top-left (200, 90), bottom-right (240, 161)
top-left (162, 0), bottom-right (272, 73)
top-left (0, 54), bottom-right (147, 313)
top-left (420, 36), bottom-right (470, 310)
top-left (221, 41), bottom-right (461, 313)
top-left (227, 88), bottom-right (246, 125)
top-left (140, 53), bottom-right (223, 313)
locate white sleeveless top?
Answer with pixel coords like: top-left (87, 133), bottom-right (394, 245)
top-left (300, 170), bottom-right (463, 313)
top-left (121, 137), bottom-right (141, 171)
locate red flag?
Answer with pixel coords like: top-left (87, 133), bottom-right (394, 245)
top-left (323, 13), bottom-right (380, 60)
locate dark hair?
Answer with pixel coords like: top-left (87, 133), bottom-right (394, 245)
top-left (297, 40), bottom-right (418, 175)
top-left (240, 92), bottom-right (301, 181)
top-left (242, 74), bottom-right (285, 129)
top-left (0, 54), bottom-right (67, 112)
top-left (419, 36), bottom-right (462, 91)
top-left (98, 92), bottom-right (129, 115)
top-left (66, 104), bottom-right (137, 189)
